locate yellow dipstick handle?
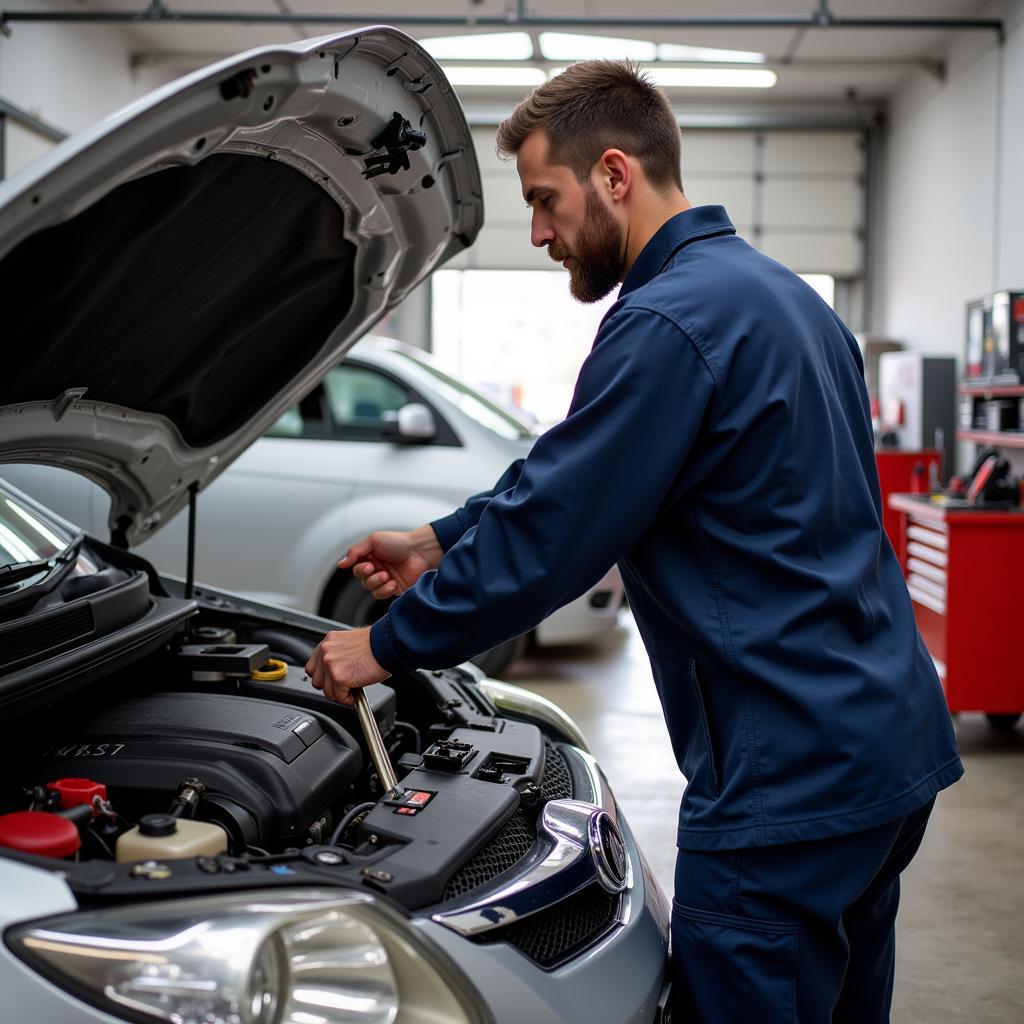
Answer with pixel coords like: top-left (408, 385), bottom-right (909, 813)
top-left (251, 658), bottom-right (288, 682)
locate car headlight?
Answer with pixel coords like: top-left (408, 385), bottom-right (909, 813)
top-left (6, 889), bottom-right (487, 1024)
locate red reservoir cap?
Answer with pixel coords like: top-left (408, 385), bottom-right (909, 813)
top-left (47, 778), bottom-right (107, 813)
top-left (0, 811), bottom-right (81, 859)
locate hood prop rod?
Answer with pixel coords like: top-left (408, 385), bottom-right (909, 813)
top-left (184, 482), bottom-right (198, 601)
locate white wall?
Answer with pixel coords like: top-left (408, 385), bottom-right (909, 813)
top-left (876, 0), bottom-right (1024, 360)
top-left (0, 0), bottom-right (138, 178)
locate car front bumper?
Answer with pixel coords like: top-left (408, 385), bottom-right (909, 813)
top-left (416, 807), bottom-right (671, 1024)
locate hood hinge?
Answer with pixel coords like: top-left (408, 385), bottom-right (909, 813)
top-left (110, 515), bottom-right (131, 550)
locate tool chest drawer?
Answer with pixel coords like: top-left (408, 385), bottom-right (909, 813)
top-left (905, 520), bottom-right (948, 615)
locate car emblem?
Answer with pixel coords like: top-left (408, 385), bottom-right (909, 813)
top-left (589, 811), bottom-right (628, 894)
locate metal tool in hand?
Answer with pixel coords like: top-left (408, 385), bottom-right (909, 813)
top-left (354, 686), bottom-right (400, 796)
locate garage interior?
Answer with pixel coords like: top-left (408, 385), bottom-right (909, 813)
top-left (1, 2), bottom-right (1022, 1023)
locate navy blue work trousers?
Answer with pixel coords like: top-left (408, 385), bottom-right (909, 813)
top-left (671, 799), bottom-right (935, 1023)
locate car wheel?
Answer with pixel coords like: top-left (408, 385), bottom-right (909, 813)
top-left (326, 573), bottom-right (526, 678)
top-left (985, 712), bottom-right (1021, 732)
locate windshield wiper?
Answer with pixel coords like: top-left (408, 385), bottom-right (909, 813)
top-left (0, 559), bottom-right (54, 585)
top-left (0, 533), bottom-right (86, 604)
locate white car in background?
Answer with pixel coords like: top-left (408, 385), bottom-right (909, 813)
top-left (7, 336), bottom-right (624, 676)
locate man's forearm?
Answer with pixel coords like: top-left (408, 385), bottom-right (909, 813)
top-left (409, 524), bottom-right (444, 569)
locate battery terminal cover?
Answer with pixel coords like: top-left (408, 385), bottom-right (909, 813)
top-left (46, 777), bottom-right (108, 814)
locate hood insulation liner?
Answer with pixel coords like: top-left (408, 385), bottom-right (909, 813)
top-left (1, 153), bottom-right (356, 448)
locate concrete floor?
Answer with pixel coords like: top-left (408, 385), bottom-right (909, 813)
top-left (507, 613), bottom-right (1024, 1024)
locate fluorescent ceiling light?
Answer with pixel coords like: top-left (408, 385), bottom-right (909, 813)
top-left (547, 66), bottom-right (777, 89)
top-left (658, 42), bottom-right (766, 64)
top-left (539, 32), bottom-right (657, 62)
top-left (422, 32), bottom-right (533, 61)
top-left (645, 67), bottom-right (777, 88)
top-left (441, 66), bottom-right (547, 87)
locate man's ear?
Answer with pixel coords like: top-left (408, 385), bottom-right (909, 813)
top-left (597, 149), bottom-right (632, 202)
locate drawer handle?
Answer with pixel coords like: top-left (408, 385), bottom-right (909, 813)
top-left (907, 557), bottom-right (947, 585)
top-left (907, 541), bottom-right (948, 567)
top-left (908, 584), bottom-right (945, 615)
top-left (907, 525), bottom-right (948, 550)
top-left (907, 573), bottom-right (946, 600)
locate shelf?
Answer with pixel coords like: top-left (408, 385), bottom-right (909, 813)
top-left (958, 384), bottom-right (1024, 397)
top-left (957, 429), bottom-right (1024, 448)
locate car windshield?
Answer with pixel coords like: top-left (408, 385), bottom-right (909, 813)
top-left (386, 348), bottom-right (537, 441)
top-left (0, 490), bottom-right (96, 584)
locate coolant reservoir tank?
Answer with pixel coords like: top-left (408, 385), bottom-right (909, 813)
top-left (116, 814), bottom-right (227, 863)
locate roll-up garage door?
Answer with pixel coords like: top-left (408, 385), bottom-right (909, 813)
top-left (448, 125), bottom-right (864, 279)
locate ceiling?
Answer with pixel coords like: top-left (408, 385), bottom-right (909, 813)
top-left (2, 1), bottom-right (1003, 126)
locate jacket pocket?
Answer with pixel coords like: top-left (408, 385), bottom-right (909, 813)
top-left (671, 901), bottom-right (798, 1024)
top-left (689, 657), bottom-right (720, 799)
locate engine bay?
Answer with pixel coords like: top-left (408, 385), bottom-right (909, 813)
top-left (0, 600), bottom-right (590, 913)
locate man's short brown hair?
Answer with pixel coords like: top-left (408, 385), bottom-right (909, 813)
top-left (496, 60), bottom-right (682, 191)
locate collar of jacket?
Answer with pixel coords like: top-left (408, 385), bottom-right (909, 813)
top-left (619, 205), bottom-right (736, 297)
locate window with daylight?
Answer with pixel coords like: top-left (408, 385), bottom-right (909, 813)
top-left (431, 269), bottom-right (836, 429)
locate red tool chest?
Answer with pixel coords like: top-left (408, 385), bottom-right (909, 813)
top-left (888, 493), bottom-right (1024, 717)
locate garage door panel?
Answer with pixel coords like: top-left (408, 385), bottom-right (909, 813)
top-left (471, 126), bottom-right (509, 173)
top-left (465, 125), bottom-right (863, 277)
top-left (762, 132), bottom-right (863, 174)
top-left (681, 130), bottom-right (756, 174)
top-left (480, 173), bottom-right (530, 225)
top-left (684, 177), bottom-right (755, 225)
top-left (760, 229), bottom-right (861, 276)
top-left (762, 178), bottom-right (861, 229)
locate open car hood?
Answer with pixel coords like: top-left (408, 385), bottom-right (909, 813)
top-left (0, 27), bottom-right (482, 547)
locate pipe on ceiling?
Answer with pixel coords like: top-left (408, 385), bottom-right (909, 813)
top-left (0, 1), bottom-right (1007, 43)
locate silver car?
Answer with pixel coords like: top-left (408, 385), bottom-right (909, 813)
top-left (0, 29), bottom-right (669, 1024)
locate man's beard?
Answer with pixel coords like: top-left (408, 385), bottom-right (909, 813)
top-left (549, 184), bottom-right (624, 304)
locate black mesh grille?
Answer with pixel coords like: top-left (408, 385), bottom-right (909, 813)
top-left (0, 604), bottom-right (95, 669)
top-left (540, 742), bottom-right (572, 802)
top-left (476, 883), bottom-right (620, 969)
top-left (442, 742), bottom-right (574, 900)
top-left (443, 809), bottom-right (534, 900)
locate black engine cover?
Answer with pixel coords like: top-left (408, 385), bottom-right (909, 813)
top-left (33, 692), bottom-right (362, 848)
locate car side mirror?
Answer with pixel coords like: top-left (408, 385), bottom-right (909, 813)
top-left (381, 402), bottom-right (437, 443)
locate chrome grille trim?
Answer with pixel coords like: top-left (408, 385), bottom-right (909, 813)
top-left (431, 797), bottom-right (632, 938)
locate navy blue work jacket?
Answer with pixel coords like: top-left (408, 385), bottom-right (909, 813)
top-left (370, 205), bottom-right (963, 850)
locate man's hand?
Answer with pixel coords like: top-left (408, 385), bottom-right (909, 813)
top-left (305, 626), bottom-right (390, 706)
top-left (339, 525), bottom-right (443, 599)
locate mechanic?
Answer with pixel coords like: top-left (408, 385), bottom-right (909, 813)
top-left (306, 61), bottom-right (963, 1023)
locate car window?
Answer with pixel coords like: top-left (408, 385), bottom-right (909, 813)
top-left (265, 406), bottom-right (303, 437)
top-left (265, 387), bottom-right (331, 439)
top-left (386, 348), bottom-right (536, 441)
top-left (322, 364), bottom-right (410, 441)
